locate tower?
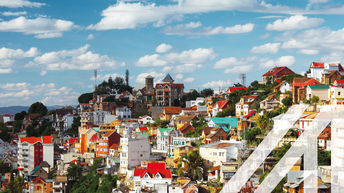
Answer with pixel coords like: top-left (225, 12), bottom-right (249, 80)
top-left (239, 73), bottom-right (246, 87)
top-left (94, 69), bottom-right (97, 91)
top-left (145, 75), bottom-right (154, 89)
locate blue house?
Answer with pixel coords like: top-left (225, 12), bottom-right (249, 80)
top-left (208, 117), bottom-right (238, 133)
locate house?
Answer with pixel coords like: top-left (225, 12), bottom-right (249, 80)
top-left (139, 115), bottom-right (154, 125)
top-left (172, 145), bottom-right (195, 168)
top-left (284, 171), bottom-right (330, 193)
top-left (186, 97), bottom-right (205, 107)
top-left (208, 117), bottom-right (238, 133)
top-left (116, 106), bottom-right (131, 120)
top-left (273, 80), bottom-right (291, 93)
top-left (199, 140), bottom-right (245, 168)
top-left (160, 107), bottom-right (182, 121)
top-left (109, 143), bottom-right (120, 157)
top-left (259, 95), bottom-right (280, 111)
top-left (236, 110), bottom-right (258, 139)
top-left (307, 62), bottom-right (344, 81)
top-left (236, 95), bottom-right (261, 117)
top-left (202, 127), bottom-right (227, 144)
top-left (175, 115), bottom-right (199, 130)
top-left (306, 85), bottom-right (330, 101)
top-left (262, 66), bottom-right (295, 83)
top-left (75, 127), bottom-right (98, 154)
top-left (96, 130), bottom-right (121, 157)
top-left (132, 162), bottom-right (172, 191)
top-left (80, 111), bottom-right (111, 127)
top-left (318, 127), bottom-right (331, 151)
top-left (94, 102), bottom-right (117, 114)
top-left (176, 180), bottom-right (198, 193)
top-left (334, 79), bottom-right (344, 85)
top-left (119, 134), bottom-right (151, 174)
top-left (329, 84), bottom-right (344, 105)
top-left (321, 70), bottom-right (341, 84)
top-left (212, 100), bottom-right (230, 117)
top-left (52, 175), bottom-right (69, 193)
top-left (179, 124), bottom-right (194, 134)
top-left (226, 87), bottom-right (247, 95)
top-left (153, 128), bottom-right (181, 154)
top-left (18, 136), bottom-right (54, 176)
top-left (155, 74), bottom-right (184, 106)
top-left (28, 176), bottom-right (53, 193)
top-left (1, 156), bottom-right (18, 170)
top-left (30, 165), bottom-right (49, 180)
top-left (292, 77), bottom-right (322, 104)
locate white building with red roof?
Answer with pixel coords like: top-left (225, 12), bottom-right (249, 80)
top-left (139, 115), bottom-right (155, 125)
top-left (18, 136), bottom-right (54, 176)
top-left (307, 62), bottom-right (344, 81)
top-left (212, 100), bottom-right (230, 117)
top-left (133, 162), bottom-right (172, 191)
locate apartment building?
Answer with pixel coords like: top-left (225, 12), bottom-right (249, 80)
top-left (155, 74), bottom-right (184, 106)
top-left (236, 95), bottom-right (261, 117)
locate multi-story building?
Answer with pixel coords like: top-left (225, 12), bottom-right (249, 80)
top-left (135, 75), bottom-right (156, 102)
top-left (116, 106), bottom-right (131, 120)
top-left (235, 95), bottom-right (261, 117)
top-left (153, 128), bottom-right (181, 155)
top-left (160, 106), bottom-right (182, 121)
top-left (119, 133), bottom-right (151, 174)
top-left (307, 62), bottom-right (344, 81)
top-left (306, 84), bottom-right (330, 101)
top-left (96, 130), bottom-right (121, 157)
top-left (155, 74), bottom-right (184, 106)
top-left (212, 100), bottom-right (230, 117)
top-left (262, 66), bottom-right (295, 84)
top-left (329, 84), bottom-right (344, 105)
top-left (80, 111), bottom-right (111, 127)
top-left (75, 127), bottom-right (98, 154)
top-left (18, 136), bottom-right (54, 176)
top-left (292, 77), bottom-right (322, 104)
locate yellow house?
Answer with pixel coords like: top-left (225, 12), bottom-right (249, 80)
top-left (173, 145), bottom-right (194, 168)
top-left (99, 120), bottom-right (121, 134)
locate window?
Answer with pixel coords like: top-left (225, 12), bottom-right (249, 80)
top-left (339, 92), bottom-right (341, 96)
top-left (188, 184), bottom-right (192, 188)
top-left (140, 154), bottom-right (143, 157)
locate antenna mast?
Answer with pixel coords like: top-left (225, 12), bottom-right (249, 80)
top-left (239, 73), bottom-right (246, 87)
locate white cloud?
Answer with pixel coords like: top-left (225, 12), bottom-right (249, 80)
top-left (135, 70), bottom-right (165, 84)
top-left (25, 44), bottom-right (125, 71)
top-left (183, 77), bottom-right (194, 82)
top-left (160, 21), bottom-right (254, 36)
top-left (0, 82), bottom-right (31, 90)
top-left (256, 15), bottom-right (286, 19)
top-left (250, 43), bottom-right (281, 54)
top-left (298, 49), bottom-right (319, 55)
top-left (224, 65), bottom-right (253, 74)
top-left (2, 11), bottom-right (27, 16)
top-left (0, 46), bottom-right (40, 59)
top-left (136, 47), bottom-right (215, 67)
top-left (175, 74), bottom-right (183, 80)
top-left (202, 79), bottom-right (232, 88)
top-left (306, 0), bottom-right (330, 10)
top-left (0, 68), bottom-right (13, 73)
top-left (0, 59), bottom-right (15, 68)
top-left (162, 63), bottom-right (204, 73)
top-left (135, 54), bottom-right (168, 66)
top-left (0, 16), bottom-right (78, 38)
top-left (40, 70), bottom-right (47, 76)
top-left (0, 0), bottom-right (45, 8)
top-left (213, 56), bottom-right (257, 69)
top-left (87, 1), bottom-right (324, 31)
top-left (266, 15), bottom-right (324, 31)
top-left (156, 43), bottom-right (173, 53)
top-left (259, 55), bottom-right (296, 68)
top-left (87, 34), bottom-right (95, 40)
top-left (259, 32), bottom-right (272, 39)
top-left (320, 51), bottom-right (344, 62)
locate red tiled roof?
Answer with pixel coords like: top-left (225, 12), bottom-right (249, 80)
top-left (32, 176), bottom-right (45, 184)
top-left (209, 165), bottom-right (220, 171)
top-left (293, 78), bottom-right (321, 87)
top-left (179, 124), bottom-right (194, 134)
top-left (263, 66), bottom-right (287, 76)
top-left (311, 62), bottom-right (324, 68)
top-left (42, 136), bottom-right (53, 144)
top-left (109, 143), bottom-right (119, 149)
top-left (335, 80), bottom-right (344, 84)
top-left (89, 134), bottom-right (99, 142)
top-left (164, 106), bottom-right (181, 114)
top-left (20, 136), bottom-right (53, 144)
top-left (243, 110), bottom-right (255, 118)
top-left (319, 128), bottom-right (331, 140)
top-left (217, 100), bottom-right (230, 109)
top-left (227, 87), bottom-right (247, 94)
top-left (134, 162), bottom-right (172, 179)
top-left (139, 127), bottom-right (148, 131)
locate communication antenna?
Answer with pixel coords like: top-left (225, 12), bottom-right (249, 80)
top-left (94, 69), bottom-right (97, 91)
top-left (239, 73), bottom-right (246, 87)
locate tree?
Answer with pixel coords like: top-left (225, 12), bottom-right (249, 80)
top-left (311, 95), bottom-right (320, 104)
top-left (69, 116), bottom-right (81, 136)
top-left (0, 122), bottom-right (11, 142)
top-left (67, 158), bottom-right (82, 180)
top-left (7, 172), bottom-right (24, 193)
top-left (78, 93), bottom-right (94, 103)
top-left (200, 88), bottom-right (214, 97)
top-left (47, 110), bottom-right (56, 116)
top-left (216, 106), bottom-right (235, 117)
top-left (211, 97), bottom-right (219, 105)
top-left (178, 151), bottom-right (205, 181)
top-left (257, 115), bottom-right (269, 130)
top-left (102, 95), bottom-right (116, 102)
top-left (114, 77), bottom-right (126, 94)
top-left (282, 97), bottom-right (293, 107)
top-left (273, 142), bottom-right (292, 163)
top-left (13, 120), bottom-right (22, 133)
top-left (280, 74), bottom-right (304, 84)
top-left (241, 127), bottom-right (262, 144)
top-left (252, 101), bottom-right (260, 110)
top-left (108, 76), bottom-right (114, 94)
top-left (234, 83), bottom-right (243, 87)
top-left (14, 111), bottom-right (27, 121)
top-left (28, 101), bottom-right (48, 115)
top-left (152, 98), bottom-right (157, 106)
top-left (125, 69), bottom-right (129, 86)
top-left (96, 174), bottom-right (119, 193)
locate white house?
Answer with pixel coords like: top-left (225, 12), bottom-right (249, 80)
top-left (153, 128), bottom-right (181, 154)
top-left (199, 140), bottom-right (245, 166)
top-left (2, 115), bottom-right (14, 123)
top-left (140, 115), bottom-right (155, 125)
top-left (18, 136), bottom-right (54, 176)
top-left (186, 97), bottom-right (205, 107)
top-left (116, 107), bottom-right (131, 120)
top-left (119, 133), bottom-right (151, 174)
top-left (274, 80), bottom-right (291, 93)
top-left (132, 162), bottom-right (172, 192)
top-left (63, 113), bottom-right (79, 131)
top-left (307, 62), bottom-right (344, 81)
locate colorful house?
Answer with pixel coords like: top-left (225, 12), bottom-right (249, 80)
top-left (96, 130), bottom-right (121, 157)
top-left (208, 117), bottom-right (238, 133)
top-left (202, 127), bottom-right (227, 144)
top-left (160, 106), bottom-right (182, 121)
top-left (155, 74), bottom-right (184, 106)
top-left (292, 77), bottom-right (321, 104)
top-left (235, 95), bottom-right (261, 117)
top-left (173, 145), bottom-right (195, 168)
top-left (175, 115), bottom-right (199, 130)
top-left (262, 66), bottom-right (295, 83)
top-left (306, 84), bottom-right (330, 101)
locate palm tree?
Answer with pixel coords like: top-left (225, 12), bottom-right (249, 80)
top-left (178, 150), bottom-right (205, 181)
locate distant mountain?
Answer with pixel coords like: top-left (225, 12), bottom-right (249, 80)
top-left (0, 105), bottom-right (76, 115)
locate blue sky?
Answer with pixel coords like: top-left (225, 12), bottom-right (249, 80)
top-left (1, 0), bottom-right (344, 107)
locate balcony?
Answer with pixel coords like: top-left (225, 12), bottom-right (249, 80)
top-left (53, 182), bottom-right (66, 189)
top-left (19, 151), bottom-right (29, 155)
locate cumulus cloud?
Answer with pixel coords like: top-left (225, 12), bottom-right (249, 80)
top-left (0, 47), bottom-right (40, 59)
top-left (0, 68), bottom-right (13, 73)
top-left (135, 70), bottom-right (165, 84)
top-left (259, 32), bottom-right (272, 39)
top-left (306, 0), bottom-right (330, 10)
top-left (25, 44), bottom-right (125, 71)
top-left (224, 65), bottom-right (254, 74)
top-left (162, 63), bottom-right (204, 73)
top-left (2, 11), bottom-right (27, 16)
top-left (87, 34), bottom-right (95, 40)
top-left (156, 43), bottom-right (173, 53)
top-left (136, 47), bottom-right (216, 67)
top-left (266, 15), bottom-right (324, 31)
top-left (298, 49), bottom-right (319, 55)
top-left (250, 43), bottom-right (281, 54)
top-left (0, 82), bottom-right (31, 90)
top-left (175, 74), bottom-right (183, 80)
top-left (39, 70), bottom-right (47, 76)
top-left (259, 55), bottom-right (296, 68)
top-left (0, 0), bottom-right (45, 8)
top-left (183, 77), bottom-right (194, 82)
top-left (256, 15), bottom-right (286, 19)
top-left (320, 51), bottom-right (344, 62)
top-left (202, 79), bottom-right (232, 88)
top-left (0, 16), bottom-right (79, 38)
top-left (160, 21), bottom-right (254, 36)
top-left (213, 56), bottom-right (257, 69)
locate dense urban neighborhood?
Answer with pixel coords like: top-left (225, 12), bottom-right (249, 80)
top-left (1, 62), bottom-right (344, 193)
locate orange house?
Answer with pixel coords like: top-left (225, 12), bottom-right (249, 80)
top-left (96, 130), bottom-right (121, 157)
top-left (292, 77), bottom-right (322, 104)
top-left (160, 106), bottom-right (181, 121)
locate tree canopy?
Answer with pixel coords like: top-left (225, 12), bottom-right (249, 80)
top-left (216, 106), bottom-right (235, 117)
top-left (257, 115), bottom-right (269, 130)
top-left (178, 150), bottom-right (206, 181)
top-left (28, 101), bottom-right (48, 115)
top-left (14, 111), bottom-right (27, 121)
top-left (78, 93), bottom-right (94, 104)
top-left (282, 97), bottom-right (293, 107)
top-left (200, 88), bottom-right (214, 97)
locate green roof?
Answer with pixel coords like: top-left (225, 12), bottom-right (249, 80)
top-left (158, 128), bottom-right (172, 134)
top-left (211, 117), bottom-right (237, 128)
top-left (93, 127), bottom-right (100, 132)
top-left (159, 135), bottom-right (169, 137)
top-left (31, 166), bottom-right (41, 175)
top-left (214, 125), bottom-right (229, 133)
top-left (308, 85), bottom-right (330, 89)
